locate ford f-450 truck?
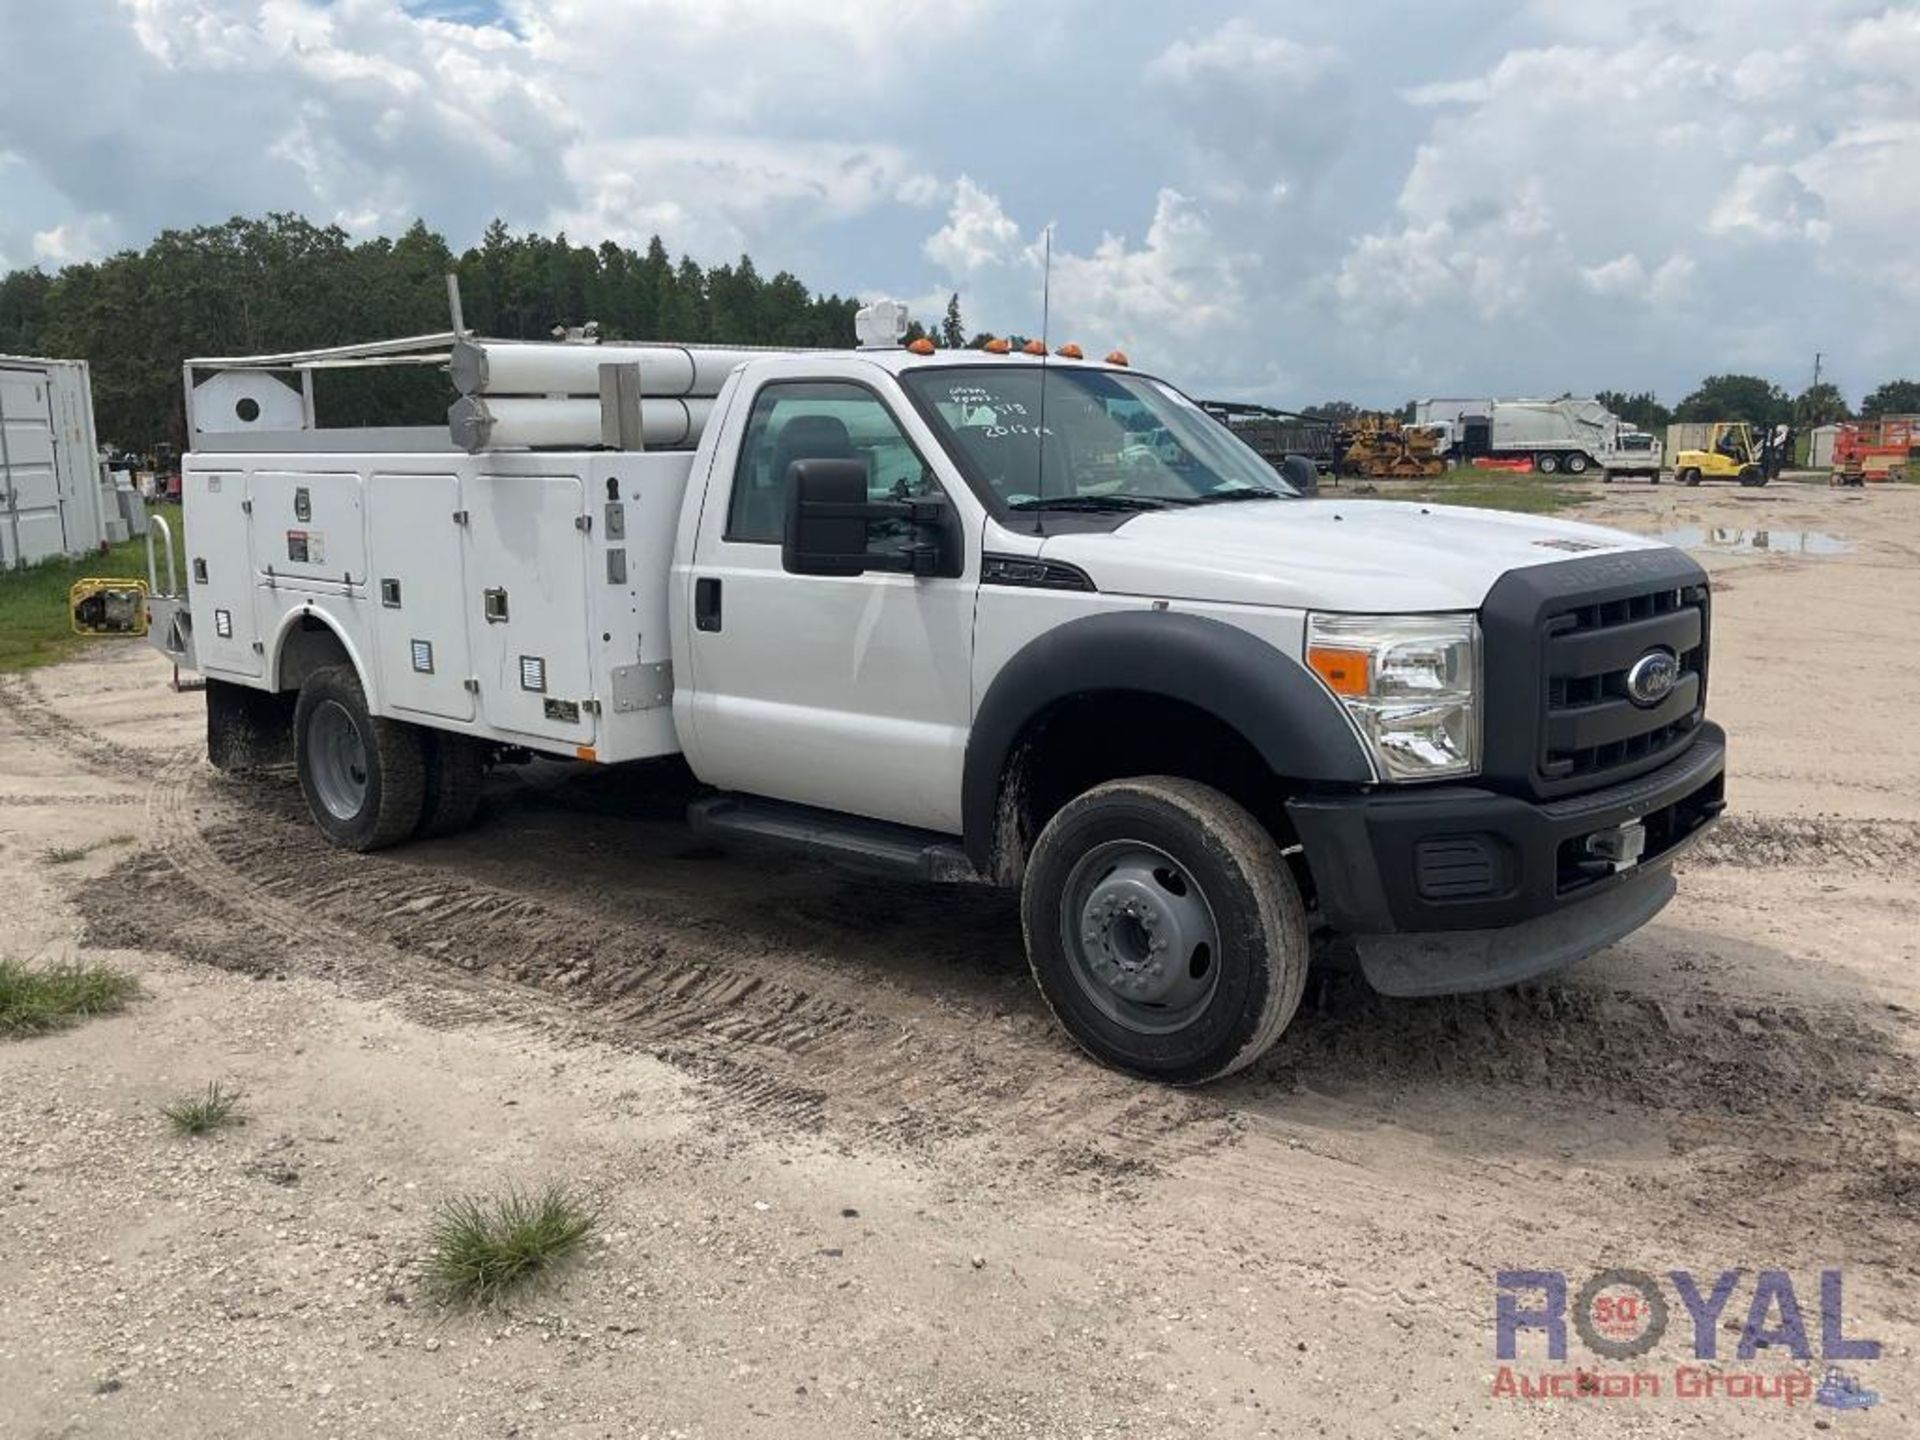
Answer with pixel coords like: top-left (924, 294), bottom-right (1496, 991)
top-left (144, 300), bottom-right (1725, 1084)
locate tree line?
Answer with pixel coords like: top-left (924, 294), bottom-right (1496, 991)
top-left (1593, 375), bottom-right (1920, 432)
top-left (0, 213), bottom-right (937, 447)
top-left (3, 210), bottom-right (1913, 447)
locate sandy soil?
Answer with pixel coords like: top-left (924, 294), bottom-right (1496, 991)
top-left (1, 479), bottom-right (1916, 1438)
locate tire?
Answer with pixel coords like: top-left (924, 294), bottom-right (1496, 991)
top-left (1738, 465), bottom-right (1767, 487)
top-left (1021, 777), bottom-right (1309, 1085)
top-left (1679, 467), bottom-right (1701, 487)
top-left (417, 730), bottom-right (487, 838)
top-left (293, 665), bottom-right (426, 851)
top-left (1563, 452), bottom-right (1590, 475)
top-left (1535, 452), bottom-right (1560, 474)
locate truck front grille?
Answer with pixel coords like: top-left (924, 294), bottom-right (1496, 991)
top-left (1478, 546), bottom-right (1713, 801)
top-left (1540, 582), bottom-right (1708, 783)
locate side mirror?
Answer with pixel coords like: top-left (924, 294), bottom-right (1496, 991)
top-left (782, 459), bottom-right (960, 578)
top-left (782, 459), bottom-right (874, 576)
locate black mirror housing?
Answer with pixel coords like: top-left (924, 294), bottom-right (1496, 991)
top-left (781, 459), bottom-right (963, 578)
top-left (782, 459), bottom-right (874, 576)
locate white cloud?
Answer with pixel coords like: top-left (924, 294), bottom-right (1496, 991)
top-left (1706, 164), bottom-right (1830, 242)
top-left (31, 216), bottom-right (117, 265)
top-left (923, 177), bottom-right (1024, 274)
top-left (1145, 21), bottom-right (1349, 203)
top-left (3, 0), bottom-right (1918, 407)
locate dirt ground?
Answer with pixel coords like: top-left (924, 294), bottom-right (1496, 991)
top-left (2, 478), bottom-right (1916, 1438)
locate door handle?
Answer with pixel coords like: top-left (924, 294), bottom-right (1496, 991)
top-left (694, 576), bottom-right (723, 632)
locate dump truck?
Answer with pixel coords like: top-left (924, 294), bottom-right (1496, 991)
top-left (143, 298), bottom-right (1726, 1084)
top-left (1414, 397), bottom-right (1662, 479)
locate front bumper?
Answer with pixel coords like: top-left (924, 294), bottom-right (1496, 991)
top-left (1286, 723), bottom-right (1725, 994)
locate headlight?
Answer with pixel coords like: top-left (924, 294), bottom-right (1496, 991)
top-left (1305, 612), bottom-right (1480, 780)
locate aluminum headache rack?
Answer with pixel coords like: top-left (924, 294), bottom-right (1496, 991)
top-left (183, 279), bottom-right (818, 457)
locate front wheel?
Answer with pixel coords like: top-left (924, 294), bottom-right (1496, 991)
top-left (294, 666), bottom-right (426, 851)
top-left (1021, 777), bottom-right (1309, 1084)
top-left (1535, 452), bottom-right (1561, 474)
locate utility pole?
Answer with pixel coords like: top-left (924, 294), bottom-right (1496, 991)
top-left (1812, 352), bottom-right (1823, 391)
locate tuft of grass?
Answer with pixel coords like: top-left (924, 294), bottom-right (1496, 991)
top-left (0, 503), bottom-right (183, 673)
top-left (426, 1183), bottom-right (599, 1307)
top-left (0, 958), bottom-right (139, 1037)
top-left (42, 835), bottom-right (137, 867)
top-left (160, 1081), bottom-right (246, 1136)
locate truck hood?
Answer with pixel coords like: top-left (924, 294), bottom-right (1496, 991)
top-left (1037, 499), bottom-right (1664, 612)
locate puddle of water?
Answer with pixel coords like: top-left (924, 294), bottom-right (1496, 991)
top-left (1653, 526), bottom-right (1854, 556)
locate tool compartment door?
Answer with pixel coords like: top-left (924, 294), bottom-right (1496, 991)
top-left (185, 468), bottom-right (263, 678)
top-left (367, 472), bottom-right (474, 722)
top-left (249, 471), bottom-right (366, 590)
top-left (464, 473), bottom-right (595, 748)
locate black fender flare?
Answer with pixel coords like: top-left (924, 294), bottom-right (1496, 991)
top-left (961, 609), bottom-right (1374, 871)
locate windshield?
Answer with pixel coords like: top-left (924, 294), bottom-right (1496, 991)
top-left (899, 365), bottom-right (1298, 510)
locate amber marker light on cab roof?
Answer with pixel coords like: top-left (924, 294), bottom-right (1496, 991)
top-left (1105, 349), bottom-right (1130, 367)
top-left (907, 336), bottom-right (936, 355)
top-left (1021, 338), bottom-right (1047, 356)
top-left (1055, 343), bottom-right (1084, 359)
top-left (1306, 644), bottom-right (1371, 698)
top-left (983, 336), bottom-right (1012, 354)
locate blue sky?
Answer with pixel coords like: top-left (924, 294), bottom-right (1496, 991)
top-left (3, 1), bottom-right (1915, 407)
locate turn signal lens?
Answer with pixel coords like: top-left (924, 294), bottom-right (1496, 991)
top-left (1105, 349), bottom-right (1130, 367)
top-left (1307, 645), bottom-right (1371, 697)
top-left (983, 336), bottom-right (1012, 354)
top-left (907, 336), bottom-right (936, 355)
top-left (1055, 343), bottom-right (1084, 359)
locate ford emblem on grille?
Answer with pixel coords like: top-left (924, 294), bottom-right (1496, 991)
top-left (1625, 648), bottom-right (1680, 707)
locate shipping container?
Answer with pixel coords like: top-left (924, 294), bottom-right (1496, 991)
top-left (0, 354), bottom-right (111, 569)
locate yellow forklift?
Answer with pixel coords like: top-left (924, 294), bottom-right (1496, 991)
top-left (1672, 422), bottom-right (1787, 487)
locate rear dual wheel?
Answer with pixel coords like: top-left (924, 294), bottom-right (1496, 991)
top-left (295, 666), bottom-right (424, 851)
top-left (1022, 778), bottom-right (1309, 1085)
top-left (294, 666), bottom-right (487, 850)
top-left (1535, 453), bottom-right (1561, 474)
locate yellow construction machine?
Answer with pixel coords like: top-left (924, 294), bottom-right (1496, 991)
top-left (1337, 414), bottom-right (1446, 479)
top-left (1672, 422), bottom-right (1779, 487)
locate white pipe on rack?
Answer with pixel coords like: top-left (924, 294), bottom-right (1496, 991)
top-left (448, 395), bottom-right (713, 453)
top-left (450, 339), bottom-right (777, 399)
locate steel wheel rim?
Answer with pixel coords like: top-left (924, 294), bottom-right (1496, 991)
top-left (307, 699), bottom-right (369, 821)
top-left (1059, 840), bottom-right (1221, 1035)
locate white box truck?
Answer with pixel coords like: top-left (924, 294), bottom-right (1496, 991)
top-left (1, 353), bottom-right (115, 568)
top-left (145, 301), bottom-right (1725, 1083)
top-left (1415, 397), bottom-right (1663, 479)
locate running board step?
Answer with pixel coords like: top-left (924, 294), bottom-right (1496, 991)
top-left (687, 794), bottom-right (983, 884)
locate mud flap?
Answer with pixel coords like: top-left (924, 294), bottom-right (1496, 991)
top-left (1354, 865), bottom-right (1677, 998)
top-left (206, 678), bottom-right (297, 772)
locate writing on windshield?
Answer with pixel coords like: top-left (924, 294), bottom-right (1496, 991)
top-left (900, 366), bottom-right (1295, 509)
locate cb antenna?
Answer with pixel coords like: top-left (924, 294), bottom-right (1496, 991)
top-left (1032, 223), bottom-right (1053, 535)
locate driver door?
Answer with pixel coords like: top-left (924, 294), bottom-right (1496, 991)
top-left (682, 378), bottom-right (977, 835)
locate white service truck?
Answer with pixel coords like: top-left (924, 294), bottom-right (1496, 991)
top-left (146, 301), bottom-right (1725, 1083)
top-left (1414, 397), bottom-right (1663, 479)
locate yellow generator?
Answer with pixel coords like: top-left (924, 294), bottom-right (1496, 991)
top-left (69, 577), bottom-right (149, 636)
top-left (1673, 422), bottom-right (1771, 487)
